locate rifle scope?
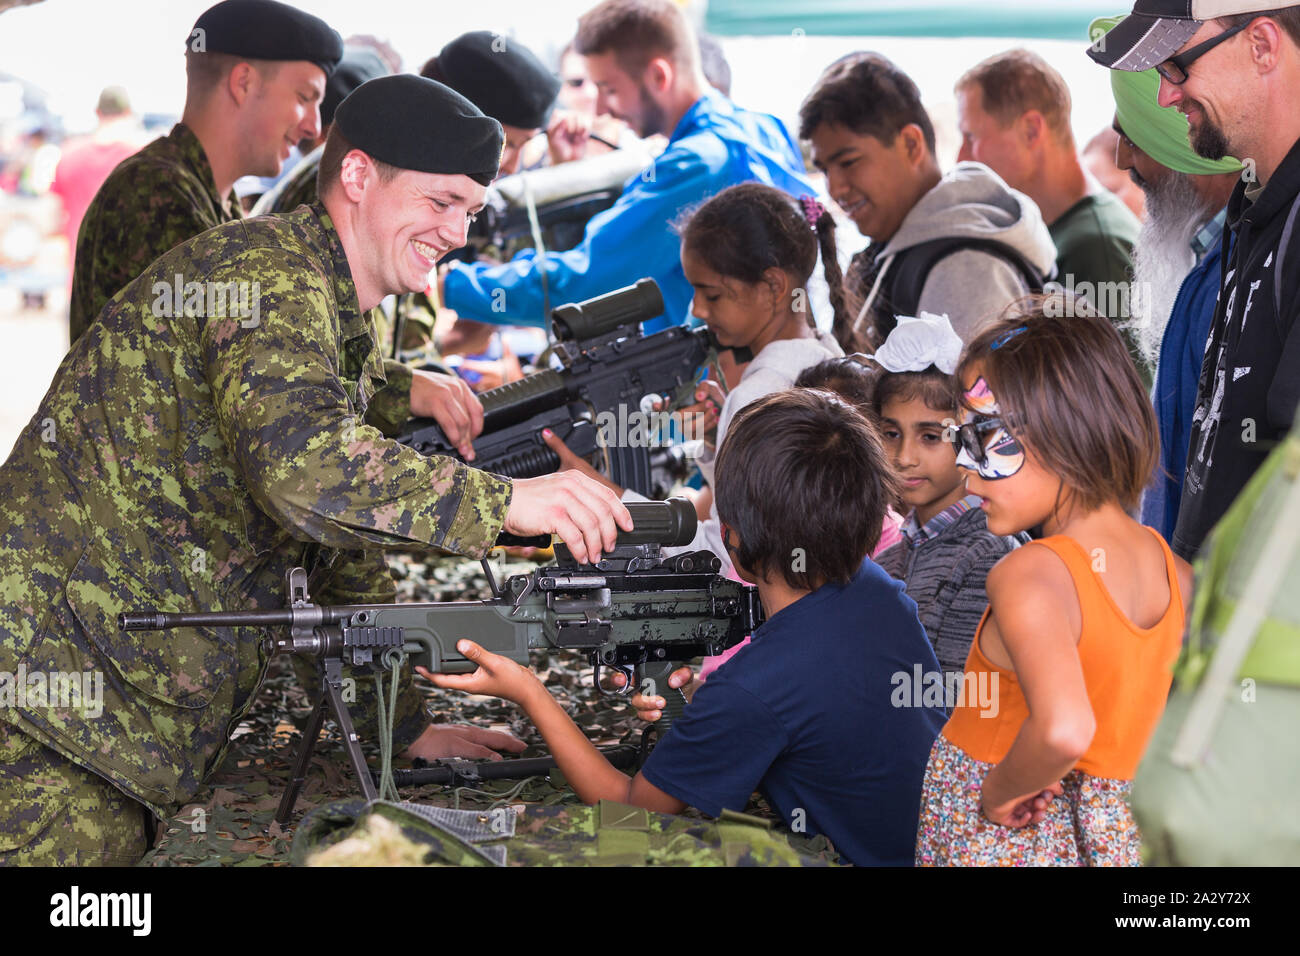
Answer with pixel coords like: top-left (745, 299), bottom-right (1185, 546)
top-left (618, 496), bottom-right (696, 548)
top-left (550, 278), bottom-right (664, 342)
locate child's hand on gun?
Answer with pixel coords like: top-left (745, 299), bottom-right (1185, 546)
top-left (422, 641), bottom-right (688, 814)
top-left (611, 665), bottom-right (698, 721)
top-left (660, 381), bottom-right (723, 446)
top-left (417, 640), bottom-right (541, 706)
top-left (540, 428), bottom-right (624, 496)
top-left (980, 780), bottom-right (1065, 828)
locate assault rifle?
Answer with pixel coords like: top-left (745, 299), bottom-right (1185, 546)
top-left (398, 279), bottom-right (717, 497)
top-left (118, 499), bottom-right (762, 825)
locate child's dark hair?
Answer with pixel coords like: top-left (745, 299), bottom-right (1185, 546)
top-left (794, 357), bottom-right (875, 412)
top-left (714, 388), bottom-right (897, 590)
top-left (869, 368), bottom-right (958, 421)
top-left (958, 296), bottom-right (1158, 513)
top-left (678, 182), bottom-right (862, 352)
top-left (798, 52), bottom-right (937, 155)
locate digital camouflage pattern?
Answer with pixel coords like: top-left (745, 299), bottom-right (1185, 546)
top-left (294, 797), bottom-right (842, 867)
top-left (69, 123), bottom-right (242, 344)
top-left (0, 203), bottom-right (513, 859)
top-left (0, 720), bottom-right (151, 865)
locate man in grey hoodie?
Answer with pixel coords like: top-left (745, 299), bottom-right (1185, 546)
top-left (800, 52), bottom-right (1057, 346)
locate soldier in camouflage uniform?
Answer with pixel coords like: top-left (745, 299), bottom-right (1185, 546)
top-left (265, 32), bottom-right (565, 362)
top-left (266, 44), bottom-right (391, 216)
top-left (68, 0), bottom-right (343, 344)
top-left (0, 74), bottom-right (630, 865)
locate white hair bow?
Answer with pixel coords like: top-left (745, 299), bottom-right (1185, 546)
top-left (868, 312), bottom-right (963, 374)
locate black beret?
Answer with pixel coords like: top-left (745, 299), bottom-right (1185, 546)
top-left (189, 0), bottom-right (343, 77)
top-left (333, 75), bottom-right (504, 186)
top-left (437, 31), bottom-right (561, 131)
top-left (321, 46), bottom-right (389, 128)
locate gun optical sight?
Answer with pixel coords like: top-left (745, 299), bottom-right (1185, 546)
top-left (618, 496), bottom-right (696, 548)
top-left (551, 278), bottom-right (664, 342)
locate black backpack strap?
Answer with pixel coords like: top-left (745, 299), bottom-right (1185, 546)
top-left (1273, 189), bottom-right (1300, 318)
top-left (879, 236), bottom-right (1046, 339)
top-left (1268, 190), bottom-right (1300, 428)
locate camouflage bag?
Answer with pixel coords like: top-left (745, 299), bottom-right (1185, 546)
top-left (1131, 411), bottom-right (1300, 865)
top-left (294, 798), bottom-right (843, 867)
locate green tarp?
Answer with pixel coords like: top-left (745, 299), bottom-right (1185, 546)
top-left (705, 0), bottom-right (1108, 39)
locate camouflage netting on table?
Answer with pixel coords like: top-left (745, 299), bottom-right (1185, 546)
top-left (296, 798), bottom-right (840, 867)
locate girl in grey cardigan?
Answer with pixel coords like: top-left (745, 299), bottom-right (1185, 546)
top-left (864, 315), bottom-right (1027, 678)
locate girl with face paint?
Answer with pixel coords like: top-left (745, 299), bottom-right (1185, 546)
top-left (914, 297), bottom-right (1195, 867)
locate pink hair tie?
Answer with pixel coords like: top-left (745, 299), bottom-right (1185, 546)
top-left (800, 195), bottom-right (826, 230)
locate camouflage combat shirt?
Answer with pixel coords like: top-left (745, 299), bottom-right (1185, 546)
top-left (68, 123), bottom-right (242, 345)
top-left (0, 203), bottom-right (513, 817)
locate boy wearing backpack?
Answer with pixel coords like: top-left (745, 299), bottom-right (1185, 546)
top-left (800, 52), bottom-right (1057, 347)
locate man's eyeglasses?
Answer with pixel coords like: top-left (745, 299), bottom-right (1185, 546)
top-left (1156, 20), bottom-right (1251, 85)
top-left (953, 417), bottom-right (1026, 480)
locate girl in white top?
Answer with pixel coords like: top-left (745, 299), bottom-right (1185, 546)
top-left (547, 182), bottom-right (860, 573)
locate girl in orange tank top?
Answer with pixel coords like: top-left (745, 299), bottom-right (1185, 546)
top-left (913, 304), bottom-right (1193, 867)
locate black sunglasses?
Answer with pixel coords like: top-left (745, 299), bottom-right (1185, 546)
top-left (955, 417), bottom-right (1004, 464)
top-left (1156, 20), bottom-right (1251, 85)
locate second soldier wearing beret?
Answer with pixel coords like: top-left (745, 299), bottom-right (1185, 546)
top-left (423, 31), bottom-right (562, 178)
top-left (0, 74), bottom-right (631, 865)
top-left (68, 0), bottom-right (343, 344)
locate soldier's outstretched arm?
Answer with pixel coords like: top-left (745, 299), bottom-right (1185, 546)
top-left (200, 247), bottom-right (511, 558)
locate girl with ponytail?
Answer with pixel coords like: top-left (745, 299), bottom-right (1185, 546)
top-left (547, 181), bottom-right (856, 574)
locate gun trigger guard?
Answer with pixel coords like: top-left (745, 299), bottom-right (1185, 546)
top-left (595, 663), bottom-right (637, 699)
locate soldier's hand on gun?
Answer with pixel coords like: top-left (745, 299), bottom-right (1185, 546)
top-left (401, 720), bottom-right (528, 763)
top-left (410, 368), bottom-right (485, 461)
top-left (611, 665), bottom-right (698, 721)
top-left (506, 470), bottom-right (632, 563)
top-left (418, 639), bottom-right (538, 706)
top-left (540, 427), bottom-right (624, 496)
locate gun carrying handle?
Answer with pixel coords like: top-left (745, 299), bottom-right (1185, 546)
top-left (637, 659), bottom-right (688, 738)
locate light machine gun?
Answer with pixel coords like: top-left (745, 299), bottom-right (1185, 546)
top-left (118, 499), bottom-right (762, 825)
top-left (398, 279), bottom-right (715, 498)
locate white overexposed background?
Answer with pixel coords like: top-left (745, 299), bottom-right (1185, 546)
top-left (0, 0), bottom-right (1122, 458)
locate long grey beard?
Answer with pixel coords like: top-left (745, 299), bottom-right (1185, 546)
top-left (1128, 173), bottom-right (1211, 368)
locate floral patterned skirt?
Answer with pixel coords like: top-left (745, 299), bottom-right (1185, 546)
top-left (914, 733), bottom-right (1141, 866)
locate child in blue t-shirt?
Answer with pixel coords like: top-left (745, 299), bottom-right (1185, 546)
top-left (423, 389), bottom-right (946, 865)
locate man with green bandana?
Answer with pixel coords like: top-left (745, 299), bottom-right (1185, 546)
top-left (1090, 16), bottom-right (1244, 541)
top-left (0, 74), bottom-right (630, 865)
